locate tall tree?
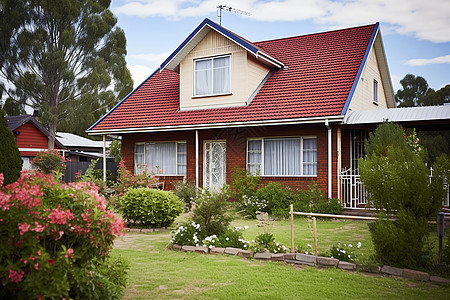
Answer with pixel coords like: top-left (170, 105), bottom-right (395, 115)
top-left (0, 108), bottom-right (23, 185)
top-left (0, 0), bottom-right (133, 145)
top-left (394, 74), bottom-right (429, 107)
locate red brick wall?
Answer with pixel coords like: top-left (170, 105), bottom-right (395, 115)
top-left (121, 123), bottom-right (337, 197)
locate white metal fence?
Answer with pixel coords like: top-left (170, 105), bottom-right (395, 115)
top-left (339, 168), bottom-right (449, 209)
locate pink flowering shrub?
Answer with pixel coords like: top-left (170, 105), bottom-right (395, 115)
top-left (0, 171), bottom-right (128, 299)
top-left (115, 159), bottom-right (159, 195)
top-left (31, 149), bottom-right (67, 175)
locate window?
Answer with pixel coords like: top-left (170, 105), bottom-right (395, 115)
top-left (247, 137), bottom-right (317, 176)
top-left (194, 55), bottom-right (230, 96)
top-left (135, 142), bottom-right (187, 175)
top-left (373, 79), bottom-right (378, 104)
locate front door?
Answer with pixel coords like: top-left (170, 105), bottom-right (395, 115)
top-left (204, 141), bottom-right (226, 190)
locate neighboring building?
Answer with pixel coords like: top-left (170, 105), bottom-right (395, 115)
top-left (56, 132), bottom-right (112, 162)
top-left (6, 115), bottom-right (66, 170)
top-left (87, 18), bottom-right (450, 207)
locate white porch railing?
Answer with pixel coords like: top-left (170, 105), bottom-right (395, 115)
top-left (340, 168), bottom-right (450, 209)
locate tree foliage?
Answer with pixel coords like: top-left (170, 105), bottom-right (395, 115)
top-left (0, 0), bottom-right (133, 144)
top-left (0, 109), bottom-right (23, 185)
top-left (395, 74), bottom-right (450, 107)
top-left (359, 122), bottom-right (448, 268)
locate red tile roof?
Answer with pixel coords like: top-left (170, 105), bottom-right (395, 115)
top-left (89, 23), bottom-right (377, 132)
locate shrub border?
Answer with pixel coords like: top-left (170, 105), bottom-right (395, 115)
top-left (171, 244), bottom-right (450, 285)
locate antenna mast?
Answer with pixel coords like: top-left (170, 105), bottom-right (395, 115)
top-left (217, 5), bottom-right (251, 26)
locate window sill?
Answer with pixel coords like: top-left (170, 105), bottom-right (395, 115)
top-left (192, 92), bottom-right (232, 99)
top-left (260, 175), bottom-right (317, 178)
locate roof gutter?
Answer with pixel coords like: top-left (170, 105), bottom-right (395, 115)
top-left (87, 115), bottom-right (344, 136)
top-left (256, 51), bottom-right (284, 68)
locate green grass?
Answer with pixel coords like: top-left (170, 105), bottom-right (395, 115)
top-left (114, 214), bottom-right (450, 299)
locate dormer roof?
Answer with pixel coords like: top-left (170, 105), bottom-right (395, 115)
top-left (160, 18), bottom-right (284, 72)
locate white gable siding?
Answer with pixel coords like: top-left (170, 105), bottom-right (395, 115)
top-left (348, 45), bottom-right (389, 111)
top-left (179, 30), bottom-right (270, 110)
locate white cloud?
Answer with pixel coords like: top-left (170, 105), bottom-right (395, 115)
top-left (405, 54), bottom-right (450, 66)
top-left (127, 64), bottom-right (157, 87)
top-left (112, 0), bottom-right (450, 43)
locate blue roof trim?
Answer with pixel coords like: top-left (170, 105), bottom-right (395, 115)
top-left (87, 68), bottom-right (160, 132)
top-left (340, 22), bottom-right (379, 116)
top-left (160, 18), bottom-right (260, 70)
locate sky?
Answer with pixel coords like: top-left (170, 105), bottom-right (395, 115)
top-left (110, 0), bottom-right (450, 94)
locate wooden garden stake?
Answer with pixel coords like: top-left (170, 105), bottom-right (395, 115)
top-left (290, 204), bottom-right (294, 253)
top-left (313, 216), bottom-right (318, 256)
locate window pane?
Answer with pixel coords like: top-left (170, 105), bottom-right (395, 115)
top-left (135, 144), bottom-right (145, 174)
top-left (145, 142), bottom-right (176, 174)
top-left (177, 143), bottom-right (187, 175)
top-left (373, 79), bottom-right (378, 103)
top-left (213, 56), bottom-right (230, 94)
top-left (195, 59), bottom-right (212, 95)
top-left (303, 138), bottom-right (317, 175)
top-left (264, 138), bottom-right (300, 175)
top-left (247, 140), bottom-right (262, 173)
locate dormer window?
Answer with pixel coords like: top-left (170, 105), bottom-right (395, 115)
top-left (194, 55), bottom-right (231, 96)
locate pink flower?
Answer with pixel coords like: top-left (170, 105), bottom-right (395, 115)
top-left (18, 223), bottom-right (31, 235)
top-left (47, 259), bottom-right (54, 265)
top-left (65, 248), bottom-right (74, 258)
top-left (0, 192), bottom-right (11, 211)
top-left (8, 269), bottom-right (24, 283)
top-left (34, 263), bottom-right (39, 270)
top-left (0, 173), bottom-right (3, 186)
top-left (32, 222), bottom-right (47, 233)
top-left (48, 205), bottom-right (74, 225)
top-left (37, 250), bottom-right (41, 256)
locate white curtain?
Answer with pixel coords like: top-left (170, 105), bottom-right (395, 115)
top-left (177, 143), bottom-right (187, 175)
top-left (213, 56), bottom-right (230, 94)
top-left (264, 138), bottom-right (301, 175)
top-left (195, 59), bottom-right (212, 95)
top-left (303, 139), bottom-right (317, 175)
top-left (247, 140), bottom-right (262, 173)
top-left (145, 142), bottom-right (176, 174)
top-left (135, 144), bottom-right (145, 174)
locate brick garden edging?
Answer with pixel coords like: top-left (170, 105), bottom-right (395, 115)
top-left (172, 244), bottom-right (450, 285)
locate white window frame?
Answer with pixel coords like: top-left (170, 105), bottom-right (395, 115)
top-left (193, 54), bottom-right (231, 97)
top-left (373, 79), bottom-right (378, 104)
top-left (246, 137), bottom-right (317, 177)
top-left (134, 141), bottom-right (187, 176)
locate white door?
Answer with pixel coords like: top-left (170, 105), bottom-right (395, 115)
top-left (204, 141), bottom-right (226, 190)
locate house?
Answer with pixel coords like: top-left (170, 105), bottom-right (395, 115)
top-left (87, 18), bottom-right (450, 207)
top-left (6, 114), bottom-right (66, 169)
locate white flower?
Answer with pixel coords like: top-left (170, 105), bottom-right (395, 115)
top-left (305, 251), bottom-right (309, 255)
top-left (226, 237), bottom-right (229, 241)
top-left (349, 244), bottom-right (352, 248)
top-left (307, 244), bottom-right (312, 248)
top-left (276, 243), bottom-right (279, 246)
top-left (341, 250), bottom-right (346, 254)
top-left (357, 242), bottom-right (362, 248)
top-left (244, 226), bottom-right (249, 230)
top-left (348, 255), bottom-right (351, 258)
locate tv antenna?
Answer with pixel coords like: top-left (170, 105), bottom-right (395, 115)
top-left (217, 5), bottom-right (251, 26)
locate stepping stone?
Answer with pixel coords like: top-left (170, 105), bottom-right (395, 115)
top-left (172, 244), bottom-right (182, 251)
top-left (338, 261), bottom-right (356, 271)
top-left (317, 256), bottom-right (339, 267)
top-left (402, 269), bottom-right (430, 281)
top-left (238, 250), bottom-right (253, 258)
top-left (181, 245), bottom-right (196, 252)
top-left (224, 247), bottom-right (241, 255)
top-left (430, 276), bottom-right (450, 285)
top-left (210, 247), bottom-right (225, 254)
top-left (254, 252), bottom-right (272, 260)
top-left (271, 253), bottom-right (285, 261)
top-left (194, 246), bottom-right (208, 254)
top-left (296, 254), bottom-right (317, 266)
top-left (381, 265), bottom-right (403, 276)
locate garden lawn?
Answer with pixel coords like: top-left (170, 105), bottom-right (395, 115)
top-left (113, 216), bottom-right (450, 299)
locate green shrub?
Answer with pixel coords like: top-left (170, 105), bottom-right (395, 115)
top-left (120, 188), bottom-right (183, 228)
top-left (31, 149), bottom-right (66, 175)
top-left (172, 180), bottom-right (199, 211)
top-left (0, 171), bottom-right (127, 299)
top-left (231, 167), bottom-right (262, 201)
top-left (218, 227), bottom-right (250, 249)
top-left (170, 222), bottom-right (202, 246)
top-left (255, 182), bottom-right (292, 217)
top-left (360, 122), bottom-right (446, 268)
top-left (191, 187), bottom-right (231, 237)
top-left (238, 194), bottom-right (269, 218)
top-left (251, 232), bottom-right (288, 253)
top-left (115, 159), bottom-right (159, 195)
top-left (0, 110), bottom-right (22, 185)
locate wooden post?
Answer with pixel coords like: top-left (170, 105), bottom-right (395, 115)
top-left (313, 216), bottom-right (318, 256)
top-left (290, 204), bottom-right (294, 253)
